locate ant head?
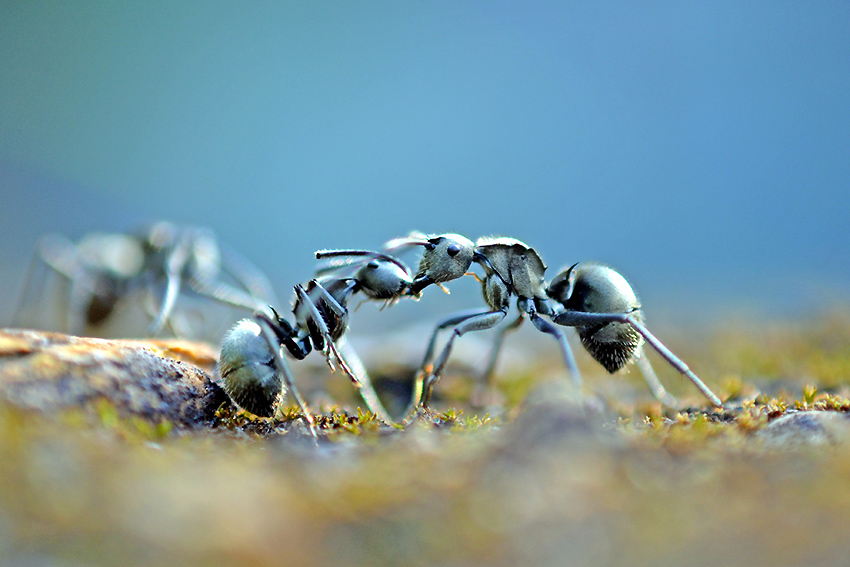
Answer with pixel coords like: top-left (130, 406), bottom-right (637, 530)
top-left (418, 234), bottom-right (475, 283)
top-left (383, 232), bottom-right (475, 294)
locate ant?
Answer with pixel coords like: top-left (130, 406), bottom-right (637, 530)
top-left (13, 221), bottom-right (275, 339)
top-left (386, 232), bottom-right (723, 412)
top-left (217, 249), bottom-right (419, 429)
top-left (387, 234), bottom-right (579, 411)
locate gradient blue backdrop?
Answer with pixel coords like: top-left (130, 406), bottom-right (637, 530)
top-left (1, 2), bottom-right (848, 326)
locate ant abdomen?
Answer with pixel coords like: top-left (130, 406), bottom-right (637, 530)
top-left (218, 318), bottom-right (284, 417)
top-left (548, 263), bottom-right (643, 373)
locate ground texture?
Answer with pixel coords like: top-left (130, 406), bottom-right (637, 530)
top-left (1, 318), bottom-right (850, 567)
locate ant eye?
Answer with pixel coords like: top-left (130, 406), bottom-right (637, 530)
top-left (446, 244), bottom-right (461, 257)
top-left (367, 260), bottom-right (379, 269)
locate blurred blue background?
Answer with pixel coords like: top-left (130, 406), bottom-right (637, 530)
top-left (1, 1), bottom-right (848, 329)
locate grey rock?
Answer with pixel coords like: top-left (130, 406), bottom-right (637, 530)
top-left (0, 329), bottom-right (227, 427)
top-left (758, 410), bottom-right (850, 448)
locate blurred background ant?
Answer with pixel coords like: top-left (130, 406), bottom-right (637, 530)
top-left (12, 221), bottom-right (276, 340)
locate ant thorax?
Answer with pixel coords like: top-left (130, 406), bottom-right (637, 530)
top-left (356, 259), bottom-right (412, 300)
top-left (474, 237), bottom-right (548, 300)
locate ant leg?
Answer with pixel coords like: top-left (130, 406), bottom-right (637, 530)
top-left (33, 234), bottom-right (81, 279)
top-left (420, 310), bottom-right (507, 409)
top-left (552, 310), bottom-right (722, 407)
top-left (11, 261), bottom-right (40, 329)
top-left (302, 281), bottom-right (395, 422)
top-left (216, 242), bottom-right (280, 307)
top-left (293, 285), bottom-right (356, 382)
top-left (139, 275), bottom-right (185, 337)
top-left (142, 277), bottom-right (168, 333)
top-left (135, 271), bottom-right (190, 338)
top-left (626, 316), bottom-right (722, 407)
top-left (13, 235), bottom-right (73, 329)
top-left (336, 337), bottom-right (394, 424)
top-left (304, 280), bottom-right (349, 320)
top-left (405, 308), bottom-right (492, 416)
top-left (148, 270), bottom-right (181, 335)
top-left (481, 313), bottom-right (525, 385)
top-left (148, 235), bottom-right (192, 336)
top-left (13, 242), bottom-right (50, 327)
top-left (633, 346), bottom-right (679, 407)
top-left (471, 313), bottom-right (525, 407)
top-left (528, 312), bottom-right (582, 389)
top-left (22, 235), bottom-right (86, 332)
top-left (420, 308), bottom-right (493, 371)
top-left (187, 275), bottom-right (268, 313)
top-left (66, 275), bottom-right (99, 336)
top-left (255, 313), bottom-right (317, 437)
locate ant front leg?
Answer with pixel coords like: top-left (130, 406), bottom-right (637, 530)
top-left (34, 234), bottom-right (93, 334)
top-left (253, 312), bottom-right (318, 435)
top-left (294, 283), bottom-right (357, 383)
top-left (471, 312), bottom-right (525, 408)
top-left (407, 308), bottom-right (492, 415)
top-left (527, 310), bottom-right (583, 390)
top-left (417, 309), bottom-right (507, 409)
top-left (296, 282), bottom-right (395, 422)
top-left (418, 308), bottom-right (493, 372)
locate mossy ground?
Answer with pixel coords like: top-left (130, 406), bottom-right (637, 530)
top-left (2, 314), bottom-right (850, 567)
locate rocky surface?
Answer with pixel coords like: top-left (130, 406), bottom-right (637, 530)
top-left (2, 322), bottom-right (850, 567)
top-left (757, 409), bottom-right (850, 447)
top-left (0, 329), bottom-right (227, 427)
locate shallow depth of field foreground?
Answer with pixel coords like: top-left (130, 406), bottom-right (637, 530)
top-left (2, 312), bottom-right (850, 567)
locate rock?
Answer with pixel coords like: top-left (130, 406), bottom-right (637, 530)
top-left (499, 381), bottom-right (611, 458)
top-left (0, 329), bottom-right (228, 428)
top-left (757, 410), bottom-right (850, 448)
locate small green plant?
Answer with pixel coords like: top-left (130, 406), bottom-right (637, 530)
top-left (803, 384), bottom-right (818, 405)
